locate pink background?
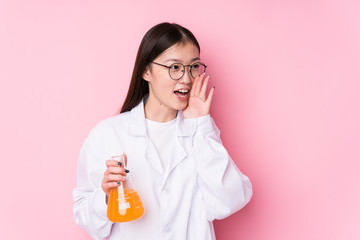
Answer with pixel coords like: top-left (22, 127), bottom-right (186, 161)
top-left (1, 0), bottom-right (359, 239)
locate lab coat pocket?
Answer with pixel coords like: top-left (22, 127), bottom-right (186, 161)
top-left (187, 185), bottom-right (212, 240)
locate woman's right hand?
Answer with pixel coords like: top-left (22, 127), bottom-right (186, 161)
top-left (101, 154), bottom-right (128, 196)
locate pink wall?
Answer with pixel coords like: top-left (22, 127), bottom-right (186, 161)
top-left (1, 0), bottom-right (359, 239)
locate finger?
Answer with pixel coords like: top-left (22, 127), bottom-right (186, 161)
top-left (105, 181), bottom-right (120, 189)
top-left (107, 153), bottom-right (128, 167)
top-left (205, 86), bottom-right (215, 108)
top-left (190, 75), bottom-right (199, 97)
top-left (105, 173), bottom-right (127, 182)
top-left (107, 166), bottom-right (127, 175)
top-left (106, 160), bottom-right (121, 167)
top-left (199, 75), bottom-right (210, 101)
top-left (102, 181), bottom-right (122, 194)
top-left (194, 73), bottom-right (205, 97)
top-left (111, 181), bottom-right (121, 188)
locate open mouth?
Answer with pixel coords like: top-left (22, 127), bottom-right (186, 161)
top-left (174, 89), bottom-right (189, 98)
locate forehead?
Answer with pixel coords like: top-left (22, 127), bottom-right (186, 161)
top-left (156, 42), bottom-right (200, 62)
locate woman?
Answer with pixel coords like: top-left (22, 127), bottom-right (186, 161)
top-left (73, 22), bottom-right (252, 240)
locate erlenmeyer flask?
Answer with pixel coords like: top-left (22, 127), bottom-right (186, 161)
top-left (107, 155), bottom-right (145, 222)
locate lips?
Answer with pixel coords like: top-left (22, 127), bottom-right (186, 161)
top-left (174, 89), bottom-right (189, 96)
top-left (174, 89), bottom-right (190, 100)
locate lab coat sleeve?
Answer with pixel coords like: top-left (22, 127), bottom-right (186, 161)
top-left (73, 127), bottom-right (113, 240)
top-left (192, 114), bottom-right (253, 221)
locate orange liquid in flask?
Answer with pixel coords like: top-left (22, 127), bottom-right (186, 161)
top-left (107, 188), bottom-right (145, 222)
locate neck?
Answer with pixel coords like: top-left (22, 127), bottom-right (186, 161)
top-left (144, 96), bottom-right (177, 122)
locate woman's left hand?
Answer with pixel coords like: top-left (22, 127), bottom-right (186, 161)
top-left (182, 73), bottom-right (215, 119)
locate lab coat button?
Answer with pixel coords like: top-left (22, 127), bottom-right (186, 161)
top-left (163, 224), bottom-right (171, 233)
top-left (164, 188), bottom-right (171, 194)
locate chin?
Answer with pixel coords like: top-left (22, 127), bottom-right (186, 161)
top-left (176, 102), bottom-right (188, 111)
top-left (169, 97), bottom-right (189, 111)
top-left (171, 104), bottom-right (187, 112)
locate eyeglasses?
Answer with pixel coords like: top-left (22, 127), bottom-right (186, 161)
top-left (151, 61), bottom-right (207, 80)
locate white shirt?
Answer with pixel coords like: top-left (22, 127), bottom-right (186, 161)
top-left (73, 99), bottom-right (253, 240)
top-left (145, 118), bottom-right (176, 171)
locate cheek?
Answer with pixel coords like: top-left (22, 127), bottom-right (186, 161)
top-left (152, 78), bottom-right (175, 96)
top-left (159, 79), bottom-right (175, 91)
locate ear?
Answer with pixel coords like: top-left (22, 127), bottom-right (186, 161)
top-left (142, 66), bottom-right (151, 82)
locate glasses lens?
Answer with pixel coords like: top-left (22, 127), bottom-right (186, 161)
top-left (169, 63), bottom-right (184, 80)
top-left (190, 63), bottom-right (206, 78)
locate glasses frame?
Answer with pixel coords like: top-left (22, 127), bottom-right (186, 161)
top-left (151, 61), bottom-right (207, 80)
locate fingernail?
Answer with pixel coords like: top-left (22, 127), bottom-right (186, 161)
top-left (118, 162), bottom-right (122, 166)
top-left (117, 181), bottom-right (121, 185)
top-left (203, 72), bottom-right (206, 75)
top-left (123, 176), bottom-right (128, 180)
top-left (125, 169), bottom-right (130, 173)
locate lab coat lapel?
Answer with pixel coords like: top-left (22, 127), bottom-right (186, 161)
top-left (128, 99), bottom-right (164, 175)
top-left (128, 100), bottom-right (197, 182)
top-left (146, 138), bottom-right (164, 174)
top-left (128, 100), bottom-right (147, 137)
top-left (161, 111), bottom-right (196, 187)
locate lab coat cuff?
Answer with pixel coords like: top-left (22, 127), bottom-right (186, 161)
top-left (196, 114), bottom-right (215, 135)
top-left (91, 188), bottom-right (108, 219)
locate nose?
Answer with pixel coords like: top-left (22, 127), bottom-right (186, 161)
top-left (178, 67), bottom-right (192, 84)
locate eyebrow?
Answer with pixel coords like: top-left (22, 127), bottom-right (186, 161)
top-left (165, 57), bottom-right (200, 63)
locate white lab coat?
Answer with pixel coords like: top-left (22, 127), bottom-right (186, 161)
top-left (73, 99), bottom-right (252, 240)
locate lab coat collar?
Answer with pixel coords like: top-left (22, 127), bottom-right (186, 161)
top-left (176, 111), bottom-right (197, 137)
top-left (128, 99), bottom-right (147, 136)
top-left (128, 96), bottom-right (192, 179)
top-left (128, 97), bottom-right (196, 137)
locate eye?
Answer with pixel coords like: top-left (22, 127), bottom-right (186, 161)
top-left (170, 64), bottom-right (182, 71)
top-left (192, 63), bottom-right (200, 69)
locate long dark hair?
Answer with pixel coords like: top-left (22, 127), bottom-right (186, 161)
top-left (120, 22), bottom-right (201, 113)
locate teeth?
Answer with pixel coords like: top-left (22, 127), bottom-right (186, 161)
top-left (178, 89), bottom-right (189, 93)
